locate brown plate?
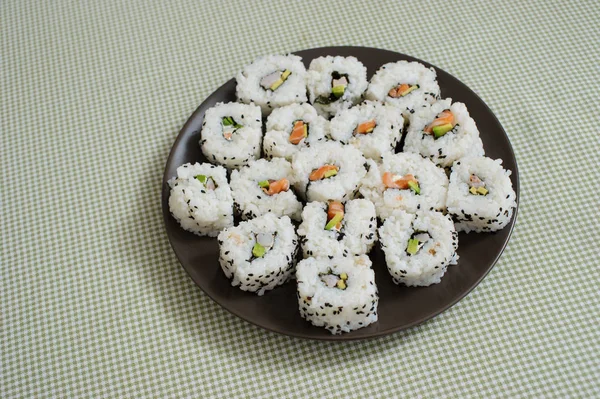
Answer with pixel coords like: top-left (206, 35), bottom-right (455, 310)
top-left (161, 46), bottom-right (519, 341)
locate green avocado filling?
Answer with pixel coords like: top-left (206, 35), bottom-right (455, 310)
top-left (319, 269), bottom-right (348, 290)
top-left (222, 116), bottom-right (243, 129)
top-left (258, 180), bottom-right (270, 188)
top-left (323, 169), bottom-right (338, 178)
top-left (432, 123), bottom-right (453, 138)
top-left (252, 243), bottom-right (266, 258)
top-left (325, 213), bottom-right (344, 231)
top-left (406, 231), bottom-right (431, 256)
top-left (195, 175), bottom-right (207, 184)
top-left (315, 71), bottom-right (349, 104)
top-left (407, 180), bottom-right (421, 195)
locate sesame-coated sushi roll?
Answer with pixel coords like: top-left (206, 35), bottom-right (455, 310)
top-left (359, 154), bottom-right (448, 219)
top-left (230, 158), bottom-right (303, 221)
top-left (297, 200), bottom-right (377, 259)
top-left (263, 103), bottom-right (328, 161)
top-left (403, 98), bottom-right (484, 168)
top-left (366, 61), bottom-right (440, 118)
top-left (168, 162), bottom-right (233, 237)
top-left (236, 54), bottom-right (308, 115)
top-left (379, 210), bottom-right (459, 287)
top-left (306, 56), bottom-right (368, 118)
top-left (328, 100), bottom-right (404, 161)
top-left (218, 213), bottom-right (298, 296)
top-left (296, 255), bottom-right (378, 334)
top-left (292, 141), bottom-right (367, 202)
top-left (446, 157), bottom-right (517, 233)
top-left (199, 102), bottom-right (262, 169)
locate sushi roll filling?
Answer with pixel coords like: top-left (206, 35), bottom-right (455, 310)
top-left (382, 172), bottom-right (421, 194)
top-left (423, 110), bottom-right (457, 139)
top-left (289, 120), bottom-right (309, 145)
top-left (260, 69), bottom-right (292, 91)
top-left (195, 175), bottom-right (218, 190)
top-left (222, 116), bottom-right (243, 141)
top-left (257, 178), bottom-right (290, 196)
top-left (388, 83), bottom-right (420, 98)
top-left (315, 71), bottom-right (349, 105)
top-left (354, 119), bottom-right (377, 135)
top-left (309, 164), bottom-right (339, 181)
top-left (406, 231), bottom-right (432, 256)
top-left (251, 232), bottom-right (276, 259)
top-left (325, 201), bottom-right (344, 231)
top-left (468, 174), bottom-right (489, 195)
top-left (319, 269), bottom-right (349, 290)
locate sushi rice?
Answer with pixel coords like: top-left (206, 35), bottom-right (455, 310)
top-left (168, 162), bottom-right (234, 237)
top-left (328, 100), bottom-right (404, 161)
top-left (297, 199), bottom-right (377, 259)
top-left (218, 213), bottom-right (298, 296)
top-left (446, 156), bottom-right (517, 233)
top-left (366, 60), bottom-right (440, 118)
top-left (296, 255), bottom-right (378, 334)
top-left (291, 141), bottom-right (367, 203)
top-left (359, 153), bottom-right (448, 219)
top-left (230, 157), bottom-right (303, 221)
top-left (379, 210), bottom-right (459, 287)
top-left (236, 54), bottom-right (308, 115)
top-left (199, 102), bottom-right (262, 169)
top-left (306, 56), bottom-right (368, 118)
top-left (403, 98), bottom-right (485, 168)
top-left (263, 103), bottom-right (328, 161)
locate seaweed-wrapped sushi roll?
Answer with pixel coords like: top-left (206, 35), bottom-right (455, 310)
top-left (446, 156), bottom-right (517, 233)
top-left (218, 213), bottom-right (298, 296)
top-left (306, 56), bottom-right (368, 118)
top-left (359, 154), bottom-right (448, 219)
top-left (297, 199), bottom-right (377, 259)
top-left (200, 102), bottom-right (262, 169)
top-left (263, 103), bottom-right (328, 161)
top-left (236, 54), bottom-right (308, 115)
top-left (328, 100), bottom-right (404, 161)
top-left (366, 61), bottom-right (440, 118)
top-left (379, 210), bottom-right (459, 287)
top-left (296, 255), bottom-right (378, 334)
top-left (168, 162), bottom-right (234, 237)
top-left (403, 98), bottom-right (484, 168)
top-left (230, 158), bottom-right (303, 221)
top-left (291, 141), bottom-right (367, 202)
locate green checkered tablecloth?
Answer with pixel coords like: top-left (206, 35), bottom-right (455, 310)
top-left (2, 0), bottom-right (599, 397)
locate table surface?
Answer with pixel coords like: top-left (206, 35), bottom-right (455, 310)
top-left (2, 0), bottom-right (599, 397)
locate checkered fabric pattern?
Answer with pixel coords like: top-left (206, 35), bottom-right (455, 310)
top-left (2, 0), bottom-right (599, 397)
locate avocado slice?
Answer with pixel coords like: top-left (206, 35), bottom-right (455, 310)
top-left (432, 123), bottom-right (453, 138)
top-left (281, 69), bottom-right (291, 80)
top-left (323, 169), bottom-right (338, 179)
top-left (303, 124), bottom-right (308, 138)
top-left (406, 238), bottom-right (420, 255)
top-left (408, 180), bottom-right (421, 194)
top-left (469, 187), bottom-right (478, 195)
top-left (195, 175), bottom-right (207, 184)
top-left (325, 213), bottom-right (344, 231)
top-left (258, 180), bottom-right (270, 188)
top-left (252, 243), bottom-right (266, 258)
top-left (476, 187), bottom-right (489, 195)
top-left (400, 85), bottom-right (419, 96)
top-left (336, 279), bottom-right (347, 290)
top-left (332, 85), bottom-right (346, 98)
top-left (270, 78), bottom-right (284, 91)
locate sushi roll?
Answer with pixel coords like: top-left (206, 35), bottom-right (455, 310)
top-left (230, 158), bottom-right (303, 221)
top-left (291, 141), bottom-right (367, 202)
top-left (296, 255), bottom-right (378, 334)
top-left (403, 98), bottom-right (484, 168)
top-left (218, 213), bottom-right (298, 296)
top-left (199, 102), bottom-right (262, 169)
top-left (263, 103), bottom-right (328, 161)
top-left (297, 199), bottom-right (377, 259)
top-left (306, 56), bottom-right (368, 118)
top-left (168, 162), bottom-right (234, 237)
top-left (366, 60), bottom-right (440, 118)
top-left (236, 54), bottom-right (308, 115)
top-left (328, 100), bottom-right (404, 161)
top-left (379, 210), bottom-right (459, 287)
top-left (446, 156), bottom-right (517, 233)
top-left (359, 154), bottom-right (448, 219)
